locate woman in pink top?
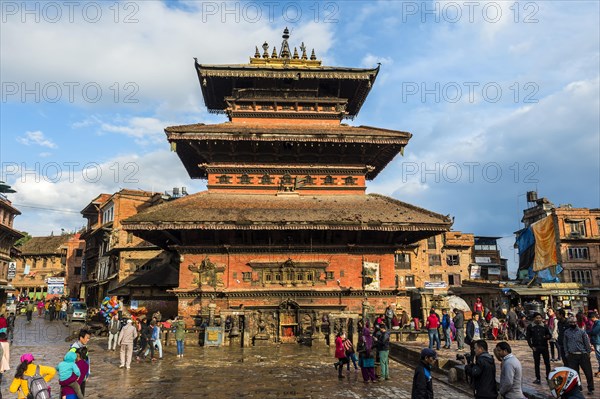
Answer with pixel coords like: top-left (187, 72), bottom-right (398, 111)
top-left (36, 300), bottom-right (44, 317)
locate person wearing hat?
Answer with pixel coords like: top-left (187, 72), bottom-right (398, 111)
top-left (412, 348), bottom-right (436, 399)
top-left (563, 315), bottom-right (594, 395)
top-left (9, 353), bottom-right (56, 399)
top-left (118, 319), bottom-right (138, 369)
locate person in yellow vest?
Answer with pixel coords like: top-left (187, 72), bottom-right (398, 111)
top-left (9, 353), bottom-right (56, 399)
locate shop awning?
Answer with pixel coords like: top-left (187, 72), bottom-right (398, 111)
top-left (505, 287), bottom-right (589, 296)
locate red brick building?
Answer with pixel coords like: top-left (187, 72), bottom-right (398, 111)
top-left (521, 194), bottom-right (600, 310)
top-left (80, 190), bottom-right (174, 311)
top-left (123, 30), bottom-right (451, 345)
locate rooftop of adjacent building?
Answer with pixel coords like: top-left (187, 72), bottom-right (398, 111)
top-left (18, 234), bottom-right (75, 256)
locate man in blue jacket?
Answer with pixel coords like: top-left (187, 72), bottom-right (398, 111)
top-left (441, 309), bottom-right (452, 349)
top-left (412, 348), bottom-right (436, 399)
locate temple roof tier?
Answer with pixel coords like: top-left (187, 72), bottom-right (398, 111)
top-left (123, 192), bottom-right (451, 232)
top-left (166, 123), bottom-right (410, 180)
top-left (195, 61), bottom-right (379, 119)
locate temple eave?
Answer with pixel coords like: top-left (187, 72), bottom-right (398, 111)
top-left (122, 222), bottom-right (451, 232)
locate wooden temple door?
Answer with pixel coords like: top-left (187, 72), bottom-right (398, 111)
top-left (278, 300), bottom-right (300, 343)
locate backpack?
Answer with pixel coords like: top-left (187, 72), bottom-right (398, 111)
top-left (24, 365), bottom-right (51, 399)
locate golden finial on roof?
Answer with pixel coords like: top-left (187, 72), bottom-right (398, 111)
top-left (280, 27), bottom-right (291, 59)
top-left (250, 34), bottom-right (321, 67)
top-left (300, 42), bottom-right (308, 60)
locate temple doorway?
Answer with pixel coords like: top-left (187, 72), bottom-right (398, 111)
top-left (278, 299), bottom-right (300, 343)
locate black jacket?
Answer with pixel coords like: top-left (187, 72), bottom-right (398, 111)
top-left (412, 361), bottom-right (434, 399)
top-left (453, 312), bottom-right (464, 329)
top-left (557, 318), bottom-right (569, 346)
top-left (465, 352), bottom-right (498, 399)
top-left (526, 323), bottom-right (551, 348)
top-left (375, 330), bottom-right (390, 351)
top-left (465, 320), bottom-right (481, 345)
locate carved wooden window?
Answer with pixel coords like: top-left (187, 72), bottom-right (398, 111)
top-left (568, 247), bottom-right (589, 260)
top-left (567, 220), bottom-right (586, 237)
top-left (264, 273), bottom-right (272, 282)
top-left (405, 275), bottom-right (415, 287)
top-left (232, 272), bottom-right (237, 279)
top-left (218, 175), bottom-right (232, 184)
top-left (446, 254), bottom-right (460, 266)
top-left (323, 175), bottom-right (335, 185)
top-left (275, 273), bottom-right (282, 281)
top-left (304, 175), bottom-right (314, 185)
top-left (427, 236), bottom-right (437, 249)
top-left (428, 254), bottom-right (441, 266)
top-left (325, 271), bottom-right (334, 280)
top-left (344, 176), bottom-right (357, 185)
top-left (285, 271), bottom-right (293, 281)
top-left (281, 173), bottom-right (293, 184)
top-left (306, 273), bottom-right (313, 281)
top-left (395, 253), bottom-right (411, 269)
top-left (296, 273), bottom-right (303, 281)
top-left (239, 174), bottom-right (252, 184)
top-left (261, 174), bottom-right (273, 184)
top-left (242, 272), bottom-right (252, 281)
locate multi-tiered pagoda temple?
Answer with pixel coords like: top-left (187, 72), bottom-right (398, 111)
top-left (123, 29), bottom-right (451, 346)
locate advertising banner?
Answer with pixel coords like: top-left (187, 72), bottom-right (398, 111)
top-left (47, 277), bottom-right (65, 296)
top-left (7, 262), bottom-right (16, 280)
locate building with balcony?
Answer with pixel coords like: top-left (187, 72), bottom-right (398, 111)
top-left (0, 194), bottom-right (23, 311)
top-left (394, 231), bottom-right (474, 319)
top-left (80, 189), bottom-right (177, 314)
top-left (520, 193), bottom-right (600, 309)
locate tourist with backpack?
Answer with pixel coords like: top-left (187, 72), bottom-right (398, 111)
top-left (8, 353), bottom-right (55, 399)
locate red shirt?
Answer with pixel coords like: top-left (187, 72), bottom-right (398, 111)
top-left (426, 314), bottom-right (439, 329)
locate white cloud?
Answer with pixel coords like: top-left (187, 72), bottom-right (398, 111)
top-left (16, 131), bottom-right (57, 148)
top-left (1, 3), bottom-right (335, 114)
top-left (6, 150), bottom-right (205, 235)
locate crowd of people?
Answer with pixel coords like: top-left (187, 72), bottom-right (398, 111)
top-left (2, 295), bottom-right (599, 398)
top-left (406, 299), bottom-right (600, 399)
top-left (16, 297), bottom-right (75, 325)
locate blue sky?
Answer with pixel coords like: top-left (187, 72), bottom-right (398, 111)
top-left (1, 1), bottom-right (599, 276)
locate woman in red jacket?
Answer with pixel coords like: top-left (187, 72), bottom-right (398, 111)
top-left (333, 332), bottom-right (348, 379)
